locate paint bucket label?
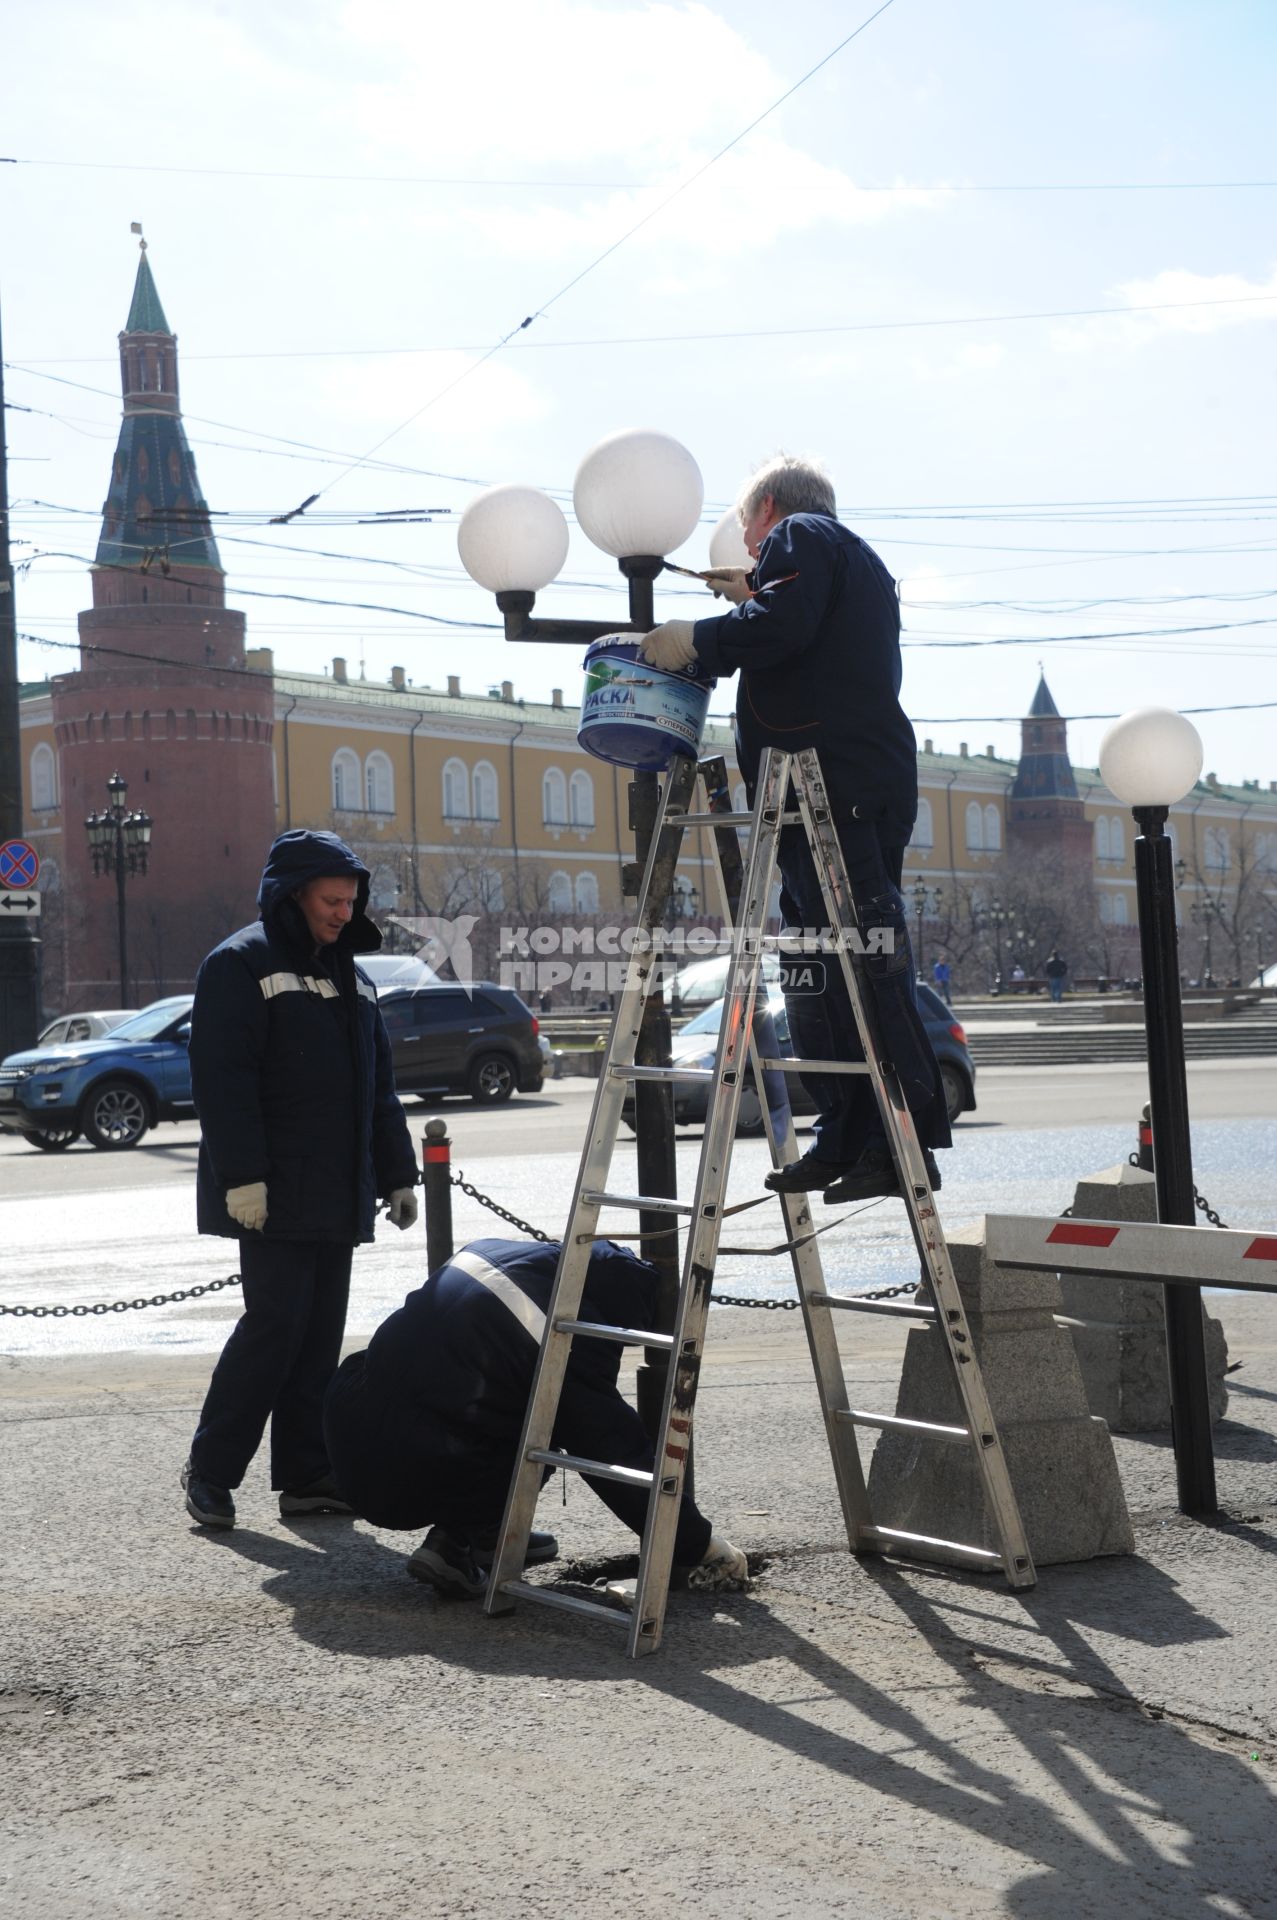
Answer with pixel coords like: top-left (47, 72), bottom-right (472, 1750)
top-left (577, 638), bottom-right (714, 771)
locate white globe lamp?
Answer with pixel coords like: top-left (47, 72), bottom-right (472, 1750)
top-left (1098, 707), bottom-right (1203, 809)
top-left (457, 484), bottom-right (569, 594)
top-left (708, 508), bottom-right (752, 572)
top-left (573, 429), bottom-right (704, 560)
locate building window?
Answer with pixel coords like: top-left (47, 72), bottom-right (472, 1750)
top-left (40, 857), bottom-right (60, 894)
top-left (543, 767), bottom-right (567, 825)
top-left (983, 804), bottom-right (1001, 852)
top-left (364, 750), bottom-right (394, 815)
top-left (574, 871), bottom-right (600, 915)
top-left (569, 769), bottom-right (595, 829)
top-left (29, 743), bottom-right (58, 811)
top-left (1099, 894), bottom-right (1112, 924)
top-left (965, 802), bottom-right (983, 852)
top-left (1205, 827), bottom-right (1229, 871)
top-left (472, 760), bottom-right (499, 822)
top-left (368, 863), bottom-right (399, 912)
top-left (547, 870), bottom-right (572, 915)
top-left (478, 869), bottom-right (505, 913)
top-left (332, 747), bottom-right (361, 812)
top-left (909, 798), bottom-right (933, 850)
top-left (1112, 894), bottom-right (1128, 926)
top-left (1095, 816), bottom-right (1110, 861)
top-left (442, 757), bottom-right (469, 821)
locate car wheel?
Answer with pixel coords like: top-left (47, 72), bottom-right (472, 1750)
top-left (735, 1088), bottom-right (766, 1136)
top-left (21, 1125), bottom-right (80, 1152)
top-left (82, 1079), bottom-right (151, 1150)
top-left (939, 1062), bottom-right (968, 1125)
top-left (467, 1052), bottom-right (516, 1104)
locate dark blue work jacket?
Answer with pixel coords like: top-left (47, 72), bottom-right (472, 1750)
top-left (191, 829), bottom-right (416, 1244)
top-left (323, 1238), bottom-right (713, 1562)
top-left (693, 512), bottom-right (918, 843)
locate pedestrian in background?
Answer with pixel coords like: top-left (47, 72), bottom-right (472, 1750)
top-left (932, 955), bottom-right (952, 1005)
top-left (181, 829), bottom-right (419, 1531)
top-left (1045, 949), bottom-right (1069, 1004)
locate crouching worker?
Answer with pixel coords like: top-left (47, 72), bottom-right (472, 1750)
top-left (323, 1237), bottom-right (748, 1599)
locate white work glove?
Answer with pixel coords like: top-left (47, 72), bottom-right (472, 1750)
top-left (639, 621), bottom-right (698, 673)
top-left (386, 1187), bottom-right (419, 1231)
top-left (226, 1181), bottom-right (268, 1232)
top-left (686, 1533), bottom-right (750, 1592)
top-left (702, 566), bottom-right (752, 604)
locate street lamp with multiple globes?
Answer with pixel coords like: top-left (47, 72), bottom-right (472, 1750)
top-left (84, 772), bottom-right (153, 1008)
top-left (1098, 704), bottom-right (1215, 1515)
top-left (457, 428), bottom-right (713, 1437)
top-left (909, 879), bottom-right (942, 980)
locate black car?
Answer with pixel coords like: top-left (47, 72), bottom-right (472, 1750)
top-left (626, 981), bottom-right (976, 1135)
top-left (377, 983), bottom-right (544, 1105)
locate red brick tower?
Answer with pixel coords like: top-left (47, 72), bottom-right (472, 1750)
top-left (51, 244), bottom-right (276, 1004)
top-left (1006, 672), bottom-right (1094, 866)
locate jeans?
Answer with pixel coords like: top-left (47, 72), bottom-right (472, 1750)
top-left (775, 816), bottom-right (951, 1165)
top-left (1048, 977), bottom-right (1065, 1003)
top-left (191, 1237), bottom-right (353, 1490)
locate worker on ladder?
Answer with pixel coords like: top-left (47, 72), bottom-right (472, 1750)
top-left (322, 1238), bottom-right (749, 1599)
top-left (640, 453), bottom-right (949, 1206)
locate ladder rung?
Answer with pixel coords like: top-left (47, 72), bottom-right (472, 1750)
top-left (812, 1293), bottom-right (936, 1321)
top-left (677, 810), bottom-right (754, 827)
top-left (836, 1409), bottom-right (969, 1443)
top-left (497, 1579), bottom-right (629, 1626)
top-left (757, 1055), bottom-right (873, 1075)
top-left (554, 1318), bottom-right (675, 1350)
top-left (860, 1524), bottom-right (1003, 1567)
top-left (527, 1448), bottom-right (656, 1489)
top-left (611, 1064), bottom-right (714, 1084)
top-left (582, 1190), bottom-right (694, 1216)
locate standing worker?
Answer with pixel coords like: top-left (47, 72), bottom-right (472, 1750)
top-left (639, 454), bottom-right (948, 1204)
top-left (181, 829), bottom-right (419, 1530)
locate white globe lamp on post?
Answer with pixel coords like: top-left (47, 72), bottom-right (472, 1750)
top-left (708, 507), bottom-right (753, 573)
top-left (1098, 705), bottom-right (1215, 1515)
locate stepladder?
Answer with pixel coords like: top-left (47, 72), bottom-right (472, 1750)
top-left (484, 745), bottom-right (1036, 1657)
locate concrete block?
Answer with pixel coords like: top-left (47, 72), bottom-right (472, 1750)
top-left (1057, 1162), bottom-right (1229, 1429)
top-left (866, 1225), bottom-right (1134, 1567)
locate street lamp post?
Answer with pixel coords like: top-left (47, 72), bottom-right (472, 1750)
top-left (910, 879), bottom-right (940, 980)
top-left (1190, 896), bottom-right (1219, 987)
top-left (84, 772), bottom-right (153, 1007)
top-left (458, 430), bottom-right (712, 1443)
top-left (1099, 706), bottom-right (1216, 1515)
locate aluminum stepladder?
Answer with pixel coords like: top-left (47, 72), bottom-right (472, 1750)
top-left (484, 746), bottom-right (1035, 1658)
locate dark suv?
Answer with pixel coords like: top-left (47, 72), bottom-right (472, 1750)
top-left (378, 983), bottom-right (543, 1104)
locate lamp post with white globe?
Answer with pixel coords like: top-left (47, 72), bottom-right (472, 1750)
top-left (1098, 705), bottom-right (1216, 1515)
top-left (458, 429), bottom-right (710, 1445)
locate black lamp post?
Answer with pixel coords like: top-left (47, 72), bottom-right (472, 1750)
top-left (85, 772), bottom-right (153, 1007)
top-left (910, 879), bottom-right (940, 979)
top-left (986, 896), bottom-right (1008, 984)
top-left (1190, 896), bottom-right (1220, 987)
top-left (455, 431), bottom-right (733, 1447)
top-left (1100, 707), bottom-right (1216, 1515)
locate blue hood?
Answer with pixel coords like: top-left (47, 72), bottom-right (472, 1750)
top-left (257, 829), bottom-right (380, 955)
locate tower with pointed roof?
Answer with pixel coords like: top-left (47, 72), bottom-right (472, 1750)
top-left (1005, 671), bottom-right (1093, 865)
top-left (49, 244), bottom-right (276, 1004)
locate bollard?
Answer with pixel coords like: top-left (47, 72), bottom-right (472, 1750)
top-left (1136, 1103), bottom-right (1154, 1172)
top-left (422, 1118), bottom-right (454, 1273)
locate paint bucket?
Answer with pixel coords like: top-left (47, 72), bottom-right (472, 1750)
top-left (577, 637), bottom-right (714, 771)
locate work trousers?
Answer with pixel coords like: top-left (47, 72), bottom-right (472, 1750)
top-left (776, 814), bottom-right (951, 1166)
top-left (191, 1238), bottom-right (353, 1491)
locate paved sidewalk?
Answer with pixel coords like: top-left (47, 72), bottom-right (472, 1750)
top-left (3, 1296), bottom-right (1276, 1918)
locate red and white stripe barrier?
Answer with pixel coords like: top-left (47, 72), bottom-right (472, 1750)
top-left (986, 1215), bottom-right (1277, 1293)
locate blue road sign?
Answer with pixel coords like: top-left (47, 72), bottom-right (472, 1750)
top-left (0, 840), bottom-right (40, 890)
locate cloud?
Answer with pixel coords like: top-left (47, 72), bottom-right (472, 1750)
top-left (1052, 264), bottom-right (1277, 352)
top-left (315, 350), bottom-right (552, 440)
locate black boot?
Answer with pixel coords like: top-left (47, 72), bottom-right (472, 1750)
top-left (822, 1146), bottom-right (942, 1204)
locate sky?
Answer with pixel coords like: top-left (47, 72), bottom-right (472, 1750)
top-left (3, 0), bottom-right (1276, 785)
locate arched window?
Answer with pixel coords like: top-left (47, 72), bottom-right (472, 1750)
top-left (29, 743), bottom-right (58, 811)
top-left (983, 804), bottom-right (1001, 852)
top-left (547, 870), bottom-right (572, 915)
top-left (368, 863), bottom-right (399, 911)
top-left (332, 747), bottom-right (361, 812)
top-left (472, 761), bottom-right (499, 822)
top-left (478, 869), bottom-right (505, 913)
top-left (543, 767), bottom-right (567, 825)
top-left (910, 798), bottom-right (933, 850)
top-left (574, 871), bottom-right (600, 915)
top-left (1099, 894), bottom-right (1112, 924)
top-left (1095, 816), bottom-right (1111, 861)
top-left (1108, 816), bottom-right (1125, 862)
top-left (1112, 894), bottom-right (1128, 926)
top-left (364, 750), bottom-right (394, 815)
top-left (965, 802), bottom-right (984, 852)
top-left (442, 758), bottom-right (469, 821)
top-left (1205, 827), bottom-right (1229, 871)
top-left (569, 769), bottom-right (595, 828)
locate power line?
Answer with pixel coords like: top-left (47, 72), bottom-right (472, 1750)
top-left (302, 0), bottom-right (897, 508)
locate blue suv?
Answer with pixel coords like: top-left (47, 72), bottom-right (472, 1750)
top-left (0, 995), bottom-right (195, 1151)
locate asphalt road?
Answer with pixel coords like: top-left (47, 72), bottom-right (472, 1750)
top-left (2, 1057), bottom-right (1274, 1201)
